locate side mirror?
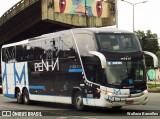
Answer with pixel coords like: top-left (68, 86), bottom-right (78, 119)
top-left (143, 51), bottom-right (158, 68)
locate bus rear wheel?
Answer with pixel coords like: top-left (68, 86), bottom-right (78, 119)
top-left (16, 88), bottom-right (23, 104)
top-left (74, 91), bottom-right (84, 111)
top-left (23, 88), bottom-right (30, 105)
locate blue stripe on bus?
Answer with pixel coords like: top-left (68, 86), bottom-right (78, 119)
top-left (2, 63), bottom-right (8, 95)
top-left (4, 94), bottom-right (15, 98)
top-left (29, 86), bottom-right (45, 90)
top-left (68, 68), bottom-right (83, 72)
top-left (30, 94), bottom-right (70, 97)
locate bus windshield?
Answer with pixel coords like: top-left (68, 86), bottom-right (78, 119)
top-left (96, 33), bottom-right (142, 52)
top-left (104, 60), bottom-right (145, 86)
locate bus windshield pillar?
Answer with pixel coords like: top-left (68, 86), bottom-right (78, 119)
top-left (89, 51), bottom-right (107, 68)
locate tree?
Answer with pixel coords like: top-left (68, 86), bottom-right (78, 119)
top-left (135, 30), bottom-right (159, 68)
top-left (156, 51), bottom-right (160, 58)
top-left (156, 51), bottom-right (160, 66)
top-left (135, 30), bottom-right (159, 54)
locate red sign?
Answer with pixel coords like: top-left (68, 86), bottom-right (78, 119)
top-left (59, 0), bottom-right (66, 13)
top-left (96, 1), bottom-right (102, 17)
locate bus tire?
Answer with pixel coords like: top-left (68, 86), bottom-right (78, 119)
top-left (74, 91), bottom-right (84, 111)
top-left (16, 88), bottom-right (23, 104)
top-left (23, 88), bottom-right (30, 105)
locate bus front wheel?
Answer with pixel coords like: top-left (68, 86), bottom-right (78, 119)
top-left (23, 88), bottom-right (30, 105)
top-left (74, 91), bottom-right (84, 111)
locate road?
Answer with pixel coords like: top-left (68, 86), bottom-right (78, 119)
top-left (0, 93), bottom-right (160, 119)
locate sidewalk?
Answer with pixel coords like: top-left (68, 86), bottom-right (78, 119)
top-left (0, 85), bottom-right (2, 93)
top-left (147, 81), bottom-right (160, 84)
top-left (147, 80), bottom-right (160, 92)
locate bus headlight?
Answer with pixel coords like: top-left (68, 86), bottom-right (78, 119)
top-left (142, 90), bottom-right (148, 95)
top-left (107, 92), bottom-right (114, 96)
top-left (105, 92), bottom-right (114, 103)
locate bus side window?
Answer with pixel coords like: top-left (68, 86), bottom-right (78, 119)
top-left (84, 65), bottom-right (95, 82)
top-left (41, 38), bottom-right (59, 60)
top-left (83, 57), bottom-right (104, 85)
top-left (58, 36), bottom-right (77, 59)
top-left (16, 45), bottom-right (24, 62)
top-left (34, 47), bottom-right (44, 60)
top-left (24, 44), bottom-right (34, 61)
top-left (75, 34), bottom-right (97, 56)
top-left (2, 48), bottom-right (7, 63)
top-left (58, 48), bottom-right (76, 59)
top-left (68, 48), bottom-right (76, 59)
top-left (2, 46), bottom-right (16, 63)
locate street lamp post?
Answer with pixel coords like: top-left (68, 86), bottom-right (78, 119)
top-left (115, 0), bottom-right (118, 28)
top-left (121, 0), bottom-right (148, 32)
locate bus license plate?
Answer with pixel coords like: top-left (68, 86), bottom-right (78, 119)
top-left (126, 100), bottom-right (134, 104)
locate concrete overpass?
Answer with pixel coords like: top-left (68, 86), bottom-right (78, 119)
top-left (0, 0), bottom-right (116, 45)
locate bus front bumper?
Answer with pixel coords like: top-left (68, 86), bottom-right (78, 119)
top-left (95, 90), bottom-right (148, 108)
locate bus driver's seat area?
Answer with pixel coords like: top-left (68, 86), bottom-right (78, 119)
top-left (101, 39), bottom-right (119, 51)
top-left (101, 39), bottom-right (112, 51)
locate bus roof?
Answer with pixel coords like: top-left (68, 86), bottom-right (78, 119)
top-left (2, 28), bottom-right (133, 48)
top-left (29, 28), bottom-right (133, 41)
top-left (2, 39), bottom-right (29, 48)
top-left (75, 27), bottom-right (133, 34)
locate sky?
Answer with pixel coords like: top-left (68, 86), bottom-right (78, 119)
top-left (0, 0), bottom-right (160, 38)
top-left (118, 0), bottom-right (160, 38)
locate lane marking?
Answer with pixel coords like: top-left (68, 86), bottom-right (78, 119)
top-left (58, 117), bottom-right (68, 119)
top-left (83, 117), bottom-right (97, 119)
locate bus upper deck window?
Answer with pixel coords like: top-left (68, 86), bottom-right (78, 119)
top-left (112, 40), bottom-right (120, 50)
top-left (123, 38), bottom-right (131, 48)
top-left (101, 39), bottom-right (112, 50)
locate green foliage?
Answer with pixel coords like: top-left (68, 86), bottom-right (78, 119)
top-left (135, 30), bottom-right (159, 67)
top-left (156, 51), bottom-right (160, 58)
top-left (148, 83), bottom-right (160, 89)
top-left (135, 30), bottom-right (159, 54)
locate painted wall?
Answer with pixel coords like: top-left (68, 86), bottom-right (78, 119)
top-left (54, 0), bottom-right (110, 18)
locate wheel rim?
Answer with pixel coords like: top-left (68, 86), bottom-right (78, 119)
top-left (76, 95), bottom-right (82, 108)
top-left (24, 95), bottom-right (28, 102)
top-left (17, 93), bottom-right (21, 101)
top-left (24, 90), bottom-right (29, 103)
top-left (17, 92), bottom-right (21, 101)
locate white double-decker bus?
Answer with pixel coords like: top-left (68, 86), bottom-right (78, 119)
top-left (1, 28), bottom-right (158, 110)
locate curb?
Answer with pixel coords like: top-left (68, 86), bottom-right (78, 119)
top-left (148, 89), bottom-right (160, 93)
top-left (148, 91), bottom-right (160, 93)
